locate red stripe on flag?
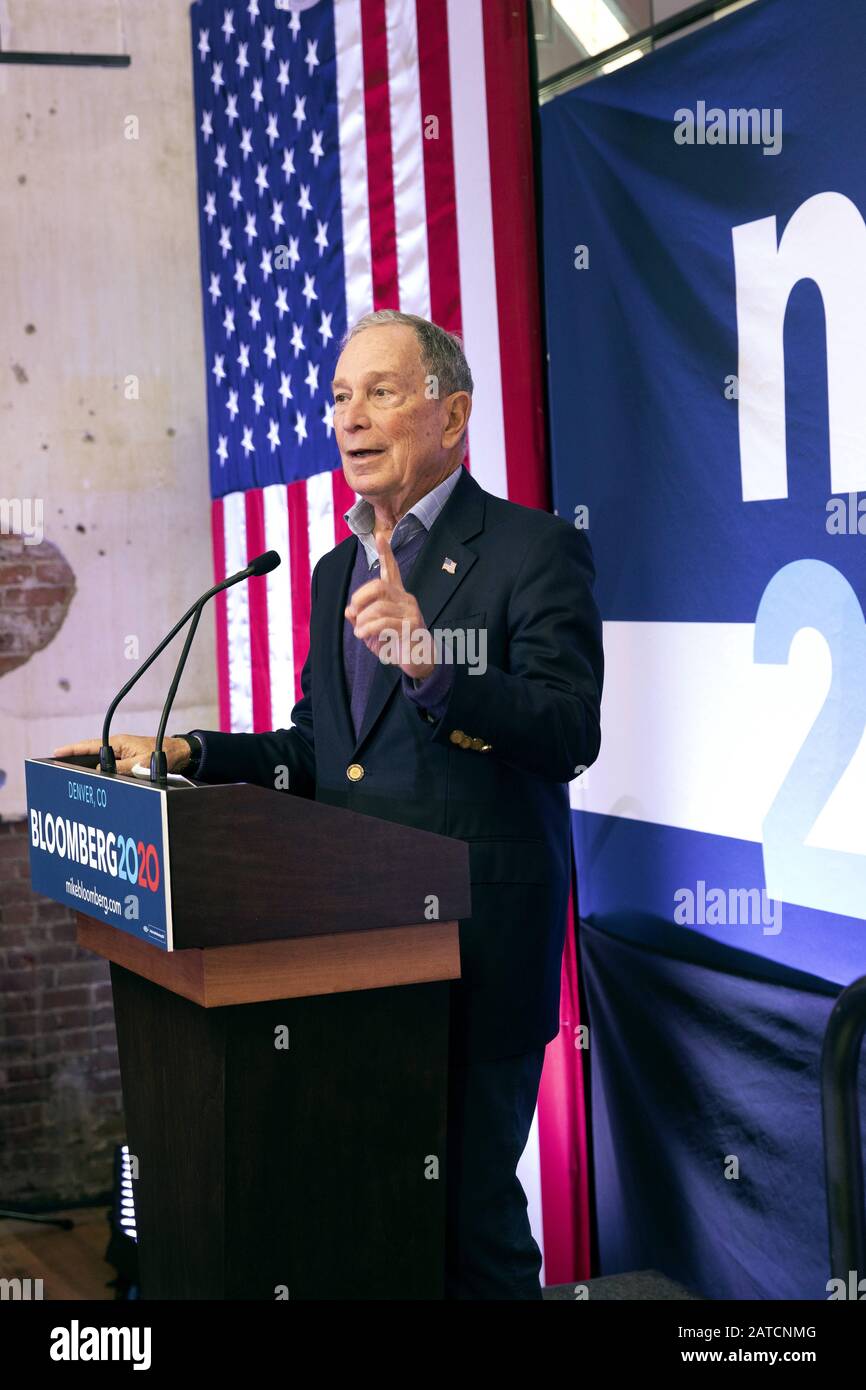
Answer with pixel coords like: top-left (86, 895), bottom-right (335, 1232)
top-left (361, 0), bottom-right (399, 308)
top-left (537, 888), bottom-right (592, 1285)
top-left (211, 498), bottom-right (231, 733)
top-left (331, 466), bottom-right (355, 544)
top-left (481, 0), bottom-right (548, 510)
top-left (244, 488), bottom-right (273, 734)
top-left (416, 0), bottom-right (462, 336)
top-left (286, 478), bottom-right (311, 707)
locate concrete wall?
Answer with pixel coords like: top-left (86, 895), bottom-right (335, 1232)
top-left (0, 0), bottom-right (218, 1211)
top-left (0, 0), bottom-right (218, 819)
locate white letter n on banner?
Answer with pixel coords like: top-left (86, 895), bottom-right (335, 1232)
top-left (732, 191), bottom-right (866, 501)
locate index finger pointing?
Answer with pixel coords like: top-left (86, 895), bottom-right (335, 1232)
top-left (376, 530), bottom-right (401, 587)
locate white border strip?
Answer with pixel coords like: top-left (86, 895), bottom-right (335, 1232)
top-left (222, 491), bottom-right (254, 733)
top-left (516, 1101), bottom-right (546, 1286)
top-left (446, 0), bottom-right (507, 499)
top-left (386, 0), bottom-right (431, 318)
top-left (306, 468), bottom-right (336, 573)
top-left (159, 788), bottom-right (174, 952)
top-left (334, 0), bottom-right (374, 329)
top-left (264, 482), bottom-right (295, 729)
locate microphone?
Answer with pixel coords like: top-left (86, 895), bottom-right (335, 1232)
top-left (99, 551), bottom-right (281, 780)
top-left (248, 550), bottom-right (280, 577)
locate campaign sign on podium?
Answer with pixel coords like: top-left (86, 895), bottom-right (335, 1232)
top-left (25, 759), bottom-right (173, 950)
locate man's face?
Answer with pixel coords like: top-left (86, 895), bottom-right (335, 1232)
top-left (331, 324), bottom-right (453, 500)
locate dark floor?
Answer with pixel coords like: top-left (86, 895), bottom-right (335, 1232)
top-left (543, 1270), bottom-right (704, 1300)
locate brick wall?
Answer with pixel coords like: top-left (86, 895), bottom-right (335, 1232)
top-left (0, 818), bottom-right (124, 1207)
top-left (0, 536), bottom-right (76, 687)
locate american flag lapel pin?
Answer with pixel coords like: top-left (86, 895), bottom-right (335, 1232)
top-left (442, 557), bottom-right (457, 574)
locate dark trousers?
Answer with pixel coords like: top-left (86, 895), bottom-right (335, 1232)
top-left (444, 1046), bottom-right (546, 1300)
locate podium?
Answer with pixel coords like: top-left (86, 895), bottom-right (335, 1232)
top-left (26, 759), bottom-right (470, 1300)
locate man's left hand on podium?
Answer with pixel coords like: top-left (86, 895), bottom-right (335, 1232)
top-left (52, 733), bottom-right (194, 776)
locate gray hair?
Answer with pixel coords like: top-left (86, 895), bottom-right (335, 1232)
top-left (339, 309), bottom-right (473, 457)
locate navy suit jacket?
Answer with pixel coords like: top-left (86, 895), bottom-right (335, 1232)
top-left (193, 465), bottom-right (604, 1061)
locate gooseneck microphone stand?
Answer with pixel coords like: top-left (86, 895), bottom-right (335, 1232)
top-left (99, 550), bottom-right (281, 784)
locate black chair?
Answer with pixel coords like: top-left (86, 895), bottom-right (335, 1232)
top-left (821, 974), bottom-right (866, 1286)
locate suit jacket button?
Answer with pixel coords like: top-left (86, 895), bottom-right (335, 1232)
top-left (346, 763), bottom-right (365, 782)
top-left (449, 729), bottom-right (464, 745)
top-left (459, 733), bottom-right (473, 749)
top-left (470, 737), bottom-right (484, 750)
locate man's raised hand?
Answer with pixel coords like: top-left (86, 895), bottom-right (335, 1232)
top-left (344, 531), bottom-right (435, 680)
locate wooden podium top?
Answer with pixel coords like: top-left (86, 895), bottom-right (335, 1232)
top-left (76, 912), bottom-right (461, 1007)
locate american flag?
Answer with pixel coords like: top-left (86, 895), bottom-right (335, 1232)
top-left (191, 0), bottom-right (549, 733)
top-left (190, 0), bottom-right (583, 1285)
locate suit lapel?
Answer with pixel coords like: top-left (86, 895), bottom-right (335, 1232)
top-left (351, 465), bottom-right (486, 755)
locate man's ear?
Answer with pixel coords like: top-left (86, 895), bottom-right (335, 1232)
top-left (442, 390), bottom-right (471, 451)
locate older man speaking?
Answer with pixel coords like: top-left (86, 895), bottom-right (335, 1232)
top-left (55, 311), bottom-right (604, 1300)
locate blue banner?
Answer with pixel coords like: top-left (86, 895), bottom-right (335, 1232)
top-left (25, 761), bottom-right (172, 951)
top-left (541, 0), bottom-right (866, 983)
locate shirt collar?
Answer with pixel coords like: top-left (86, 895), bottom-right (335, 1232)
top-left (343, 464), bottom-right (463, 569)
